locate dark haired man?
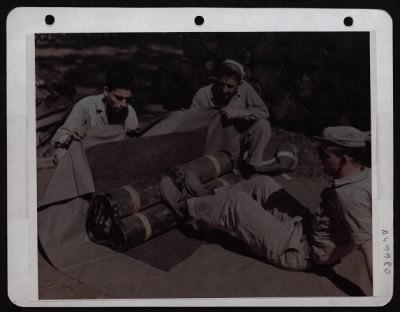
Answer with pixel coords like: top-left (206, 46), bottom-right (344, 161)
top-left (51, 67), bottom-right (139, 152)
top-left (161, 126), bottom-right (372, 284)
top-left (191, 59), bottom-right (271, 174)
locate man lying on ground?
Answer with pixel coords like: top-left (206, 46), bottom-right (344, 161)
top-left (51, 66), bottom-right (139, 163)
top-left (191, 59), bottom-right (271, 175)
top-left (161, 126), bottom-right (372, 284)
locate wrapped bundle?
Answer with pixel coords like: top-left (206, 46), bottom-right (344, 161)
top-left (102, 178), bottom-right (161, 218)
top-left (204, 172), bottom-right (242, 189)
top-left (115, 204), bottom-right (177, 251)
top-left (94, 152), bottom-right (235, 219)
top-left (174, 151), bottom-right (233, 183)
top-left (87, 172), bottom-right (242, 251)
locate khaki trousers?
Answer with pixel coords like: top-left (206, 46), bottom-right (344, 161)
top-left (187, 175), bottom-right (311, 271)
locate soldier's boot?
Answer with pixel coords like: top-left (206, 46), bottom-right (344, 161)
top-left (160, 175), bottom-right (189, 220)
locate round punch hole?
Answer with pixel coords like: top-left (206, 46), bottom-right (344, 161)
top-left (194, 16), bottom-right (204, 26)
top-left (45, 14), bottom-right (55, 25)
top-left (344, 16), bottom-right (353, 27)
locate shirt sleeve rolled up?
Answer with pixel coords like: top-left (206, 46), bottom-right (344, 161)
top-left (51, 99), bottom-right (87, 147)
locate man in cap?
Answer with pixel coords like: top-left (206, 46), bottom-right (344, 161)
top-left (191, 59), bottom-right (271, 175)
top-left (161, 126), bottom-right (372, 283)
top-left (51, 66), bottom-right (139, 162)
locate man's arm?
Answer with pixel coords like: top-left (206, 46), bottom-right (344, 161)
top-left (242, 82), bottom-right (270, 120)
top-left (220, 83), bottom-right (270, 121)
top-left (190, 86), bottom-right (213, 109)
top-left (360, 240), bottom-right (373, 284)
top-left (125, 105), bottom-right (140, 132)
top-left (338, 190), bottom-right (373, 285)
top-left (51, 100), bottom-right (87, 148)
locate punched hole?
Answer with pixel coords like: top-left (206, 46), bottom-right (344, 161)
top-left (344, 16), bottom-right (353, 27)
top-left (45, 14), bottom-right (55, 25)
top-left (194, 16), bottom-right (204, 26)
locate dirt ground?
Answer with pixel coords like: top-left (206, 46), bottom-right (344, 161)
top-left (38, 253), bottom-right (111, 299)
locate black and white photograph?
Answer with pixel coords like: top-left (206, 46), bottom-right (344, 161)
top-left (35, 30), bottom-right (374, 299)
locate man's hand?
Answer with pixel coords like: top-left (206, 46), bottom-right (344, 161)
top-left (71, 127), bottom-right (87, 140)
top-left (53, 148), bottom-right (68, 166)
top-left (220, 107), bottom-right (243, 120)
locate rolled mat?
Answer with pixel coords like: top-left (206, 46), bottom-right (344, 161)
top-left (102, 177), bottom-right (161, 219)
top-left (119, 204), bottom-right (177, 250)
top-left (86, 172), bottom-right (242, 251)
top-left (95, 152), bottom-right (236, 219)
top-left (204, 172), bottom-right (242, 189)
top-left (174, 151), bottom-right (234, 183)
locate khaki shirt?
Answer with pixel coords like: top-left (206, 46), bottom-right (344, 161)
top-left (191, 81), bottom-right (270, 120)
top-left (51, 94), bottom-right (139, 147)
top-left (310, 168), bottom-right (372, 265)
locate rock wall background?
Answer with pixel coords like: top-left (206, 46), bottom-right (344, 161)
top-left (35, 32), bottom-right (371, 159)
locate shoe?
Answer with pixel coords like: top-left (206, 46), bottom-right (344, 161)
top-left (167, 168), bottom-right (186, 191)
top-left (241, 163), bottom-right (256, 179)
top-left (86, 193), bottom-right (128, 251)
top-left (160, 175), bottom-right (188, 219)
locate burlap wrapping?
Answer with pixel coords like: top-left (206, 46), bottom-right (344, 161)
top-left (113, 172), bottom-right (243, 250)
top-left (204, 172), bottom-right (242, 189)
top-left (101, 152), bottom-right (235, 218)
top-left (106, 177), bottom-right (161, 218)
top-left (174, 151), bottom-right (234, 183)
top-left (86, 129), bottom-right (207, 192)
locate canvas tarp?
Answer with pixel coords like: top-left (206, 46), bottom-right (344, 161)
top-left (37, 109), bottom-right (371, 298)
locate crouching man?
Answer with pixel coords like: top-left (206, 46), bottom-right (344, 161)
top-left (51, 66), bottom-right (139, 164)
top-left (161, 126), bottom-right (372, 283)
top-left (191, 59), bottom-right (271, 174)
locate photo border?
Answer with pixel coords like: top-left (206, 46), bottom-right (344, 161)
top-left (6, 7), bottom-right (393, 307)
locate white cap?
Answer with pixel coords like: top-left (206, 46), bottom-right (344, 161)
top-left (221, 59), bottom-right (246, 79)
top-left (314, 126), bottom-right (370, 147)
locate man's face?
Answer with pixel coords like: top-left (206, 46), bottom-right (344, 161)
top-left (215, 76), bottom-right (240, 103)
top-left (105, 88), bottom-right (133, 112)
top-left (318, 147), bottom-right (342, 177)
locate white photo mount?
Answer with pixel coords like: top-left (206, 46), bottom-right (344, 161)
top-left (7, 7), bottom-right (393, 307)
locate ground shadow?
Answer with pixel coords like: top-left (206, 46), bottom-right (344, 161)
top-left (38, 238), bottom-right (56, 268)
top-left (183, 227), bottom-right (367, 296)
top-left (309, 266), bottom-right (366, 296)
